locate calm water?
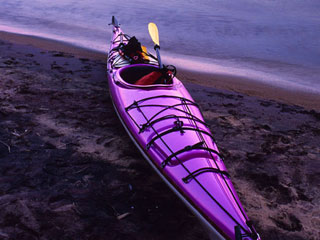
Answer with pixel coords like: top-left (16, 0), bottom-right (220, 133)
top-left (0, 0), bottom-right (320, 92)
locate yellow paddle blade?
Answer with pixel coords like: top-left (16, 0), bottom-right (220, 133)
top-left (148, 22), bottom-right (160, 46)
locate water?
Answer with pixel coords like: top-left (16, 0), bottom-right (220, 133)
top-left (0, 0), bottom-right (320, 92)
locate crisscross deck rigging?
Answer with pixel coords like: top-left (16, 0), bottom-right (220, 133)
top-left (125, 95), bottom-right (257, 237)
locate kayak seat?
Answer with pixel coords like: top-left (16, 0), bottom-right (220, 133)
top-left (119, 65), bottom-right (170, 85)
top-left (135, 71), bottom-right (163, 85)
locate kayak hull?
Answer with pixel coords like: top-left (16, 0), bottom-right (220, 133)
top-left (107, 20), bottom-right (260, 240)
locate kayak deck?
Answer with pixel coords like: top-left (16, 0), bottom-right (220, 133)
top-left (109, 81), bottom-right (251, 239)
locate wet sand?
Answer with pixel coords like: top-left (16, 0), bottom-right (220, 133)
top-left (0, 33), bottom-right (319, 240)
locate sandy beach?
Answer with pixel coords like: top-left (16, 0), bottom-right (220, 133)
top-left (0, 32), bottom-right (319, 240)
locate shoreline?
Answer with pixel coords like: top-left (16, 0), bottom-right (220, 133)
top-left (1, 30), bottom-right (320, 111)
top-left (0, 30), bottom-right (106, 60)
top-left (178, 69), bottom-right (320, 111)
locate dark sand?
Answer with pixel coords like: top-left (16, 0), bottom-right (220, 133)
top-left (0, 33), bottom-right (319, 240)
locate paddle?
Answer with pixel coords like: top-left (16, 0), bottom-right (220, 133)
top-left (148, 22), bottom-right (163, 69)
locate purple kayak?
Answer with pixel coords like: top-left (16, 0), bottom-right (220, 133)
top-left (107, 17), bottom-right (260, 240)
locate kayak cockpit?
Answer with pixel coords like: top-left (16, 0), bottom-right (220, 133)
top-left (116, 64), bottom-right (174, 88)
top-left (120, 65), bottom-right (159, 84)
